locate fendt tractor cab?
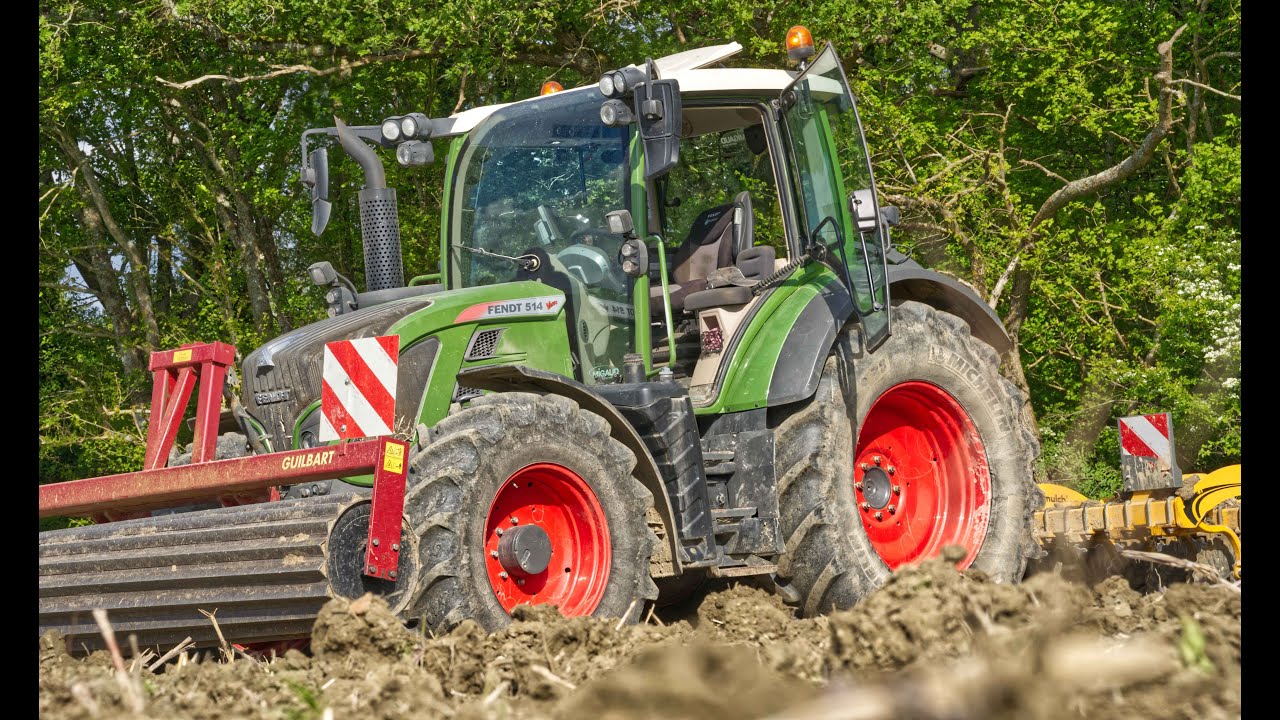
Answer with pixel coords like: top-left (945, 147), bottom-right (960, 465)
top-left (39, 29), bottom-right (1040, 649)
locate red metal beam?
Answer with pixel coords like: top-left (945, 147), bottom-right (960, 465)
top-left (40, 440), bottom-right (388, 518)
top-left (364, 438), bottom-right (409, 580)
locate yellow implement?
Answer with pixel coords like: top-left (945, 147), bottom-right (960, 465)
top-left (1034, 464), bottom-right (1241, 578)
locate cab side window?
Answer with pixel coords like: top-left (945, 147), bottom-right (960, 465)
top-left (661, 122), bottom-right (785, 258)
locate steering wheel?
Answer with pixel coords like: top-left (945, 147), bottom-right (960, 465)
top-left (556, 243), bottom-right (611, 285)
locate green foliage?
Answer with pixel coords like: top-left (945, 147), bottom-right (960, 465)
top-left (282, 679), bottom-right (323, 720)
top-left (1177, 614), bottom-right (1215, 674)
top-left (39, 0), bottom-right (1239, 488)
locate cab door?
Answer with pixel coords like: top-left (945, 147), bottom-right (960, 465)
top-left (779, 43), bottom-right (891, 350)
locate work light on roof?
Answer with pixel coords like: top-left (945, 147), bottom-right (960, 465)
top-left (399, 113), bottom-right (430, 140)
top-left (380, 118), bottom-right (402, 143)
top-left (598, 66), bottom-right (648, 99)
top-left (541, 81), bottom-right (564, 96)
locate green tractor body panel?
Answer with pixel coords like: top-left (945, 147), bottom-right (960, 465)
top-left (694, 264), bottom-right (851, 415)
top-left (286, 280), bottom-right (574, 487)
top-left (438, 136), bottom-right (467, 288)
top-left (385, 281), bottom-right (574, 427)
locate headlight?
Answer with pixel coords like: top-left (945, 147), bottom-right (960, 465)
top-left (380, 118), bottom-right (402, 143)
top-left (598, 73), bottom-right (616, 98)
top-left (396, 140), bottom-right (434, 167)
top-left (600, 99), bottom-right (634, 127)
top-left (400, 115), bottom-right (418, 139)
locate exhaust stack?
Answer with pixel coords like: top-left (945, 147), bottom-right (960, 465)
top-left (335, 117), bottom-right (404, 291)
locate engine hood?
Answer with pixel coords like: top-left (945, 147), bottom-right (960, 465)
top-left (241, 296), bottom-right (436, 450)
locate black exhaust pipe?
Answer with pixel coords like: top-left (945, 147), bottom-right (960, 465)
top-left (335, 117), bottom-right (404, 291)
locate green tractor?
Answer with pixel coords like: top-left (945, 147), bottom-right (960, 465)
top-left (39, 34), bottom-right (1040, 647)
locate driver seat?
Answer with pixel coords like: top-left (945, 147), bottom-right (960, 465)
top-left (652, 191), bottom-right (754, 315)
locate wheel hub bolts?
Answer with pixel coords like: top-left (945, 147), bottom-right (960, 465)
top-left (860, 502), bottom-right (872, 510)
top-left (860, 465), bottom-right (894, 509)
top-left (887, 505), bottom-right (896, 515)
top-left (874, 511), bottom-right (883, 520)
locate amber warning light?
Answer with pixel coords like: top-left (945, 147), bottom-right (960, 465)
top-left (541, 81), bottom-right (564, 96)
top-left (786, 25), bottom-right (815, 63)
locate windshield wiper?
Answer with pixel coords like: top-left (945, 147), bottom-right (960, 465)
top-left (456, 244), bottom-right (542, 271)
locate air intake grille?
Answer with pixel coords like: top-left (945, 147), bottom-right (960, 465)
top-left (464, 328), bottom-right (505, 360)
top-left (453, 383), bottom-right (484, 403)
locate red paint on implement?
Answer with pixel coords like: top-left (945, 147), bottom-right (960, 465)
top-left (483, 463), bottom-right (611, 616)
top-left (143, 342), bottom-right (236, 470)
top-left (40, 440), bottom-right (388, 518)
top-left (854, 381), bottom-right (992, 570)
top-left (364, 437), bottom-right (410, 580)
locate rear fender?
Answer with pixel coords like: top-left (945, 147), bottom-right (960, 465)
top-left (886, 262), bottom-right (1011, 354)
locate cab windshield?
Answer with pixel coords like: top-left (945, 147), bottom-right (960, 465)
top-left (449, 89), bottom-right (637, 384)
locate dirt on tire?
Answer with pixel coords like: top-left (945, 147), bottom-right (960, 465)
top-left (38, 554), bottom-right (1239, 720)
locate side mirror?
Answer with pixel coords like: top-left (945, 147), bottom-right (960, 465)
top-left (849, 189), bottom-right (878, 233)
top-left (305, 146), bottom-right (332, 236)
top-left (880, 204), bottom-right (900, 228)
top-left (635, 78), bottom-right (682, 180)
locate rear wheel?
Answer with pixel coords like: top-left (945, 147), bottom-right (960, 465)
top-left (774, 301), bottom-right (1041, 615)
top-left (404, 392), bottom-right (658, 633)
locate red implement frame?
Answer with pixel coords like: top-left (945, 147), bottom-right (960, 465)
top-left (40, 342), bottom-right (411, 581)
top-left (145, 343), bottom-right (236, 469)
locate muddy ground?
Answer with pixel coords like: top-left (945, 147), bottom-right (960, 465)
top-left (39, 555), bottom-right (1241, 720)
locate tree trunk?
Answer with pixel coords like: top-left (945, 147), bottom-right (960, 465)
top-left (1000, 267), bottom-right (1040, 451)
top-left (52, 125), bottom-right (162, 351)
top-left (70, 234), bottom-right (146, 373)
top-left (211, 196), bottom-right (276, 334)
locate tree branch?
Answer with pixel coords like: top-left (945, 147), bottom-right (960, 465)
top-left (1171, 78), bottom-right (1240, 101)
top-left (1030, 25), bottom-right (1186, 227)
top-left (1017, 159), bottom-right (1071, 185)
top-left (156, 48), bottom-right (437, 90)
top-left (989, 25), bottom-right (1188, 308)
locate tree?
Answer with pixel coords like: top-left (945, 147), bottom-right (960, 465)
top-left (39, 0), bottom-right (1240, 495)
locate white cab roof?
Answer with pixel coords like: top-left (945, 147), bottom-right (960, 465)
top-left (443, 45), bottom-right (797, 135)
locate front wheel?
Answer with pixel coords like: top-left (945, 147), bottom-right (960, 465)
top-left (403, 392), bottom-right (658, 633)
top-left (774, 301), bottom-right (1041, 615)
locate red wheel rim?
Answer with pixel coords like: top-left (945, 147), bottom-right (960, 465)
top-left (854, 381), bottom-right (991, 570)
top-left (483, 463), bottom-right (611, 615)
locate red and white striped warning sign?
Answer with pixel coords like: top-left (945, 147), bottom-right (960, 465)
top-left (319, 335), bottom-right (399, 441)
top-left (1118, 413), bottom-right (1172, 463)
